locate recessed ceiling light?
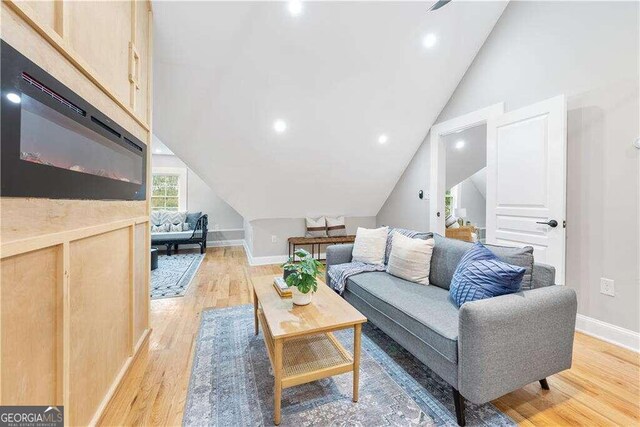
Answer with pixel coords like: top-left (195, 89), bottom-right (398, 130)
top-left (154, 149), bottom-right (162, 154)
top-left (6, 92), bottom-right (21, 104)
top-left (288, 1), bottom-right (302, 16)
top-left (455, 140), bottom-right (465, 150)
top-left (422, 33), bottom-right (437, 49)
top-left (378, 134), bottom-right (388, 144)
top-left (274, 120), bottom-right (287, 133)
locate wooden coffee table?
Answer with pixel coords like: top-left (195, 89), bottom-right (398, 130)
top-left (252, 275), bottom-right (367, 425)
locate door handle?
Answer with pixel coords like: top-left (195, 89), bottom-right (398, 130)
top-left (536, 219), bottom-right (558, 228)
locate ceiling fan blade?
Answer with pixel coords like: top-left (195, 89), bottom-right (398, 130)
top-left (428, 0), bottom-right (451, 12)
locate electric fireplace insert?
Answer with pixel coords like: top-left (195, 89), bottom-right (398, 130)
top-left (1, 40), bottom-right (147, 200)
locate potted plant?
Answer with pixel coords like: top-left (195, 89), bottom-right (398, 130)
top-left (282, 249), bottom-right (323, 306)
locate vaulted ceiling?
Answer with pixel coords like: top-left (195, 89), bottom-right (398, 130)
top-left (152, 1), bottom-right (507, 220)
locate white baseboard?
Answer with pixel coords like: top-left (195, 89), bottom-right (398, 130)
top-left (242, 241), bottom-right (288, 266)
top-left (576, 314), bottom-right (640, 353)
top-left (207, 239), bottom-right (244, 247)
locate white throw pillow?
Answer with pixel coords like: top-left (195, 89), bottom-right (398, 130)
top-left (305, 216), bottom-right (327, 237)
top-left (352, 226), bottom-right (389, 265)
top-left (386, 232), bottom-right (435, 285)
top-left (151, 223), bottom-right (169, 233)
top-left (326, 216), bottom-right (347, 237)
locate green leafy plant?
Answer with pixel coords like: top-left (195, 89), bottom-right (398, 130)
top-left (282, 249), bottom-right (324, 294)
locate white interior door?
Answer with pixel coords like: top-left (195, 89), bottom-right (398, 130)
top-left (486, 95), bottom-right (566, 285)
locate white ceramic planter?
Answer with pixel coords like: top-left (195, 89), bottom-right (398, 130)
top-left (291, 287), bottom-right (313, 306)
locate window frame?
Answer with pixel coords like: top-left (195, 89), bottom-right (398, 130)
top-left (151, 166), bottom-right (187, 211)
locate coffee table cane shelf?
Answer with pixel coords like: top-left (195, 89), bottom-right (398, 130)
top-left (252, 275), bottom-right (367, 425)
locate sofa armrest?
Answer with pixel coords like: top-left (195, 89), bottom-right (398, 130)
top-left (458, 286), bottom-right (577, 404)
top-left (191, 214), bottom-right (208, 239)
top-left (325, 244), bottom-right (353, 285)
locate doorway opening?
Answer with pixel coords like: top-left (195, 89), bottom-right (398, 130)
top-left (429, 102), bottom-right (504, 234)
top-left (443, 125), bottom-right (487, 243)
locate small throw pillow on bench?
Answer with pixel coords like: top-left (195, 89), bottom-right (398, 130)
top-left (305, 216), bottom-right (327, 237)
top-left (352, 226), bottom-right (389, 265)
top-left (386, 232), bottom-right (435, 285)
top-left (326, 216), bottom-right (347, 237)
top-left (450, 242), bottom-right (525, 307)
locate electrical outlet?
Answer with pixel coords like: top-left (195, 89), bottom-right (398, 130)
top-left (271, 235), bottom-right (277, 243)
top-left (600, 278), bottom-right (615, 297)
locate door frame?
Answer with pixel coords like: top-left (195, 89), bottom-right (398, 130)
top-left (429, 102), bottom-right (504, 234)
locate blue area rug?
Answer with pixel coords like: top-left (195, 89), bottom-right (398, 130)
top-left (151, 253), bottom-right (204, 299)
top-left (183, 305), bottom-right (515, 426)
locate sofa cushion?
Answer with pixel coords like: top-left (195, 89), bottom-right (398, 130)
top-left (151, 230), bottom-right (202, 242)
top-left (347, 271), bottom-right (459, 363)
top-left (430, 234), bottom-right (534, 290)
top-left (185, 211), bottom-right (202, 230)
top-left (150, 210), bottom-right (167, 226)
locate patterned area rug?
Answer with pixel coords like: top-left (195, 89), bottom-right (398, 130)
top-left (151, 253), bottom-right (204, 299)
top-left (184, 305), bottom-right (515, 426)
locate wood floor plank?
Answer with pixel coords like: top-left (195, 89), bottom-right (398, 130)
top-left (99, 246), bottom-right (640, 426)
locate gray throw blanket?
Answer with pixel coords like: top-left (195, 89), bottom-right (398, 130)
top-left (328, 228), bottom-right (433, 294)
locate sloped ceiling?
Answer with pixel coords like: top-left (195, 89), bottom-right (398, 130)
top-left (153, 1), bottom-right (507, 220)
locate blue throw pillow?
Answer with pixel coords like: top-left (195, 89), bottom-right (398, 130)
top-left (451, 242), bottom-right (495, 283)
top-left (450, 243), bottom-right (526, 308)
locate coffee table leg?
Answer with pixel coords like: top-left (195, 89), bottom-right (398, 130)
top-left (274, 338), bottom-right (283, 425)
top-left (353, 323), bottom-right (361, 402)
top-left (253, 288), bottom-right (259, 336)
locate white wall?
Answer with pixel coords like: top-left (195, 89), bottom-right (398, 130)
top-left (247, 216), bottom-right (376, 258)
top-left (152, 154), bottom-right (244, 239)
top-left (377, 1), bottom-right (640, 333)
top-left (457, 173), bottom-right (486, 228)
top-left (444, 124), bottom-right (487, 189)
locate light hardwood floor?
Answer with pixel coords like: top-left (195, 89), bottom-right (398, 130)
top-left (99, 246), bottom-right (640, 426)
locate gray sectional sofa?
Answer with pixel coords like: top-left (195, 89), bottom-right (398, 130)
top-left (326, 234), bottom-right (577, 426)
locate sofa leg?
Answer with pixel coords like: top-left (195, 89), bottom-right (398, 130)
top-left (539, 378), bottom-right (550, 390)
top-left (166, 244), bottom-right (172, 256)
top-left (452, 387), bottom-right (466, 426)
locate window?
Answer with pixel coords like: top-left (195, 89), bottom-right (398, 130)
top-left (152, 174), bottom-right (180, 211)
top-left (445, 190), bottom-right (454, 218)
top-left (444, 186), bottom-right (460, 218)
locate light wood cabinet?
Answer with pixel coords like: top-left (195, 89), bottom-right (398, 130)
top-left (0, 1), bottom-right (153, 425)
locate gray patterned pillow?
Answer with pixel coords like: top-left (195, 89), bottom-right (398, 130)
top-left (151, 223), bottom-right (170, 233)
top-left (166, 211), bottom-right (188, 225)
top-left (150, 210), bottom-right (168, 226)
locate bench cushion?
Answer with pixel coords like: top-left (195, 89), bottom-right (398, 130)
top-left (151, 230), bottom-right (202, 242)
top-left (347, 271), bottom-right (459, 363)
